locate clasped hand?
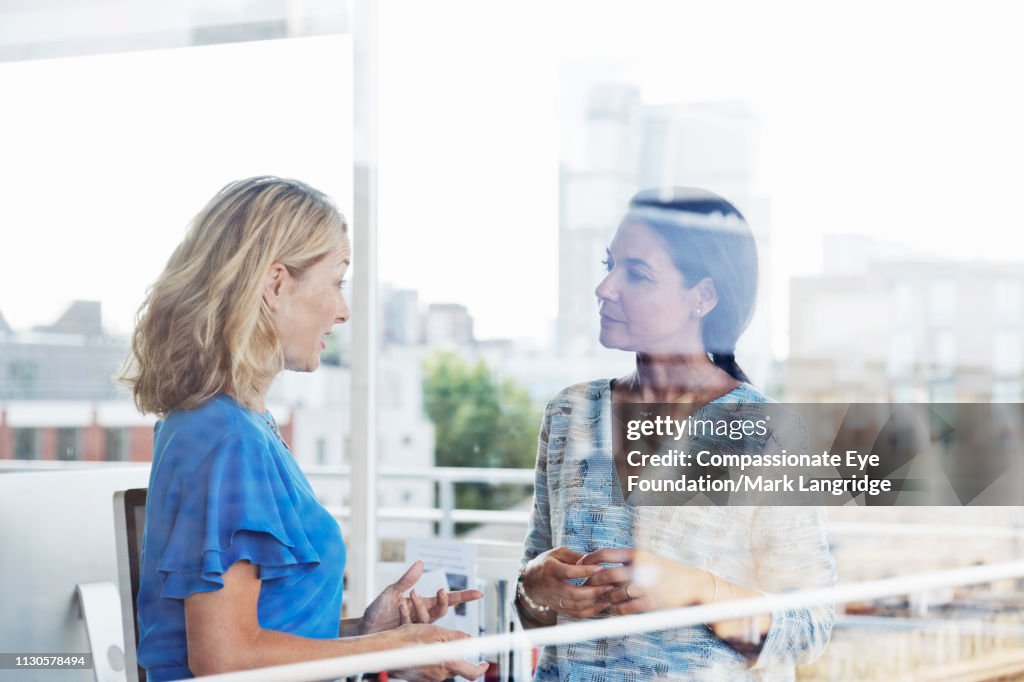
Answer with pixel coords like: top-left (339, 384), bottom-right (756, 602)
top-left (523, 547), bottom-right (713, 618)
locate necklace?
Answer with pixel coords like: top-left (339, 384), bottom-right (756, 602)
top-left (262, 412), bottom-right (290, 449)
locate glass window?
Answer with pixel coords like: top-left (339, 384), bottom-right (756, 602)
top-left (890, 383), bottom-right (926, 403)
top-left (931, 330), bottom-right (956, 377)
top-left (104, 427), bottom-right (128, 462)
top-left (892, 279), bottom-right (914, 328)
top-left (13, 428), bottom-right (39, 460)
top-left (887, 331), bottom-right (915, 378)
top-left (928, 379), bottom-right (957, 403)
top-left (993, 331), bottom-right (1023, 376)
top-left (5, 361), bottom-right (38, 399)
top-left (6, 2), bottom-right (1024, 676)
top-left (55, 428), bottom-right (78, 461)
top-left (992, 379), bottom-right (1022, 402)
top-left (993, 278), bottom-right (1022, 327)
top-left (2, 32), bottom-right (354, 535)
top-left (928, 278), bottom-right (956, 328)
top-left (0, 0), bottom-right (359, 666)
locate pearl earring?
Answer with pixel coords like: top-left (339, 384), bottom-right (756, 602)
top-left (695, 307), bottom-right (702, 316)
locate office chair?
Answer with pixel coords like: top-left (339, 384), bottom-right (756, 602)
top-left (111, 488), bottom-right (364, 682)
top-left (113, 488), bottom-right (148, 682)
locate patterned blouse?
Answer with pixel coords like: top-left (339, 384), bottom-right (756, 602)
top-left (520, 379), bottom-right (835, 682)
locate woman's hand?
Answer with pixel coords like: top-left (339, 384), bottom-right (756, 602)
top-left (577, 548), bottom-right (714, 615)
top-left (358, 560), bottom-right (484, 635)
top-left (579, 548), bottom-right (771, 649)
top-left (385, 622), bottom-right (489, 681)
top-left (521, 547), bottom-right (612, 619)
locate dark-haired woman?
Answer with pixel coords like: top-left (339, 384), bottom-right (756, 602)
top-left (516, 189), bottom-right (835, 681)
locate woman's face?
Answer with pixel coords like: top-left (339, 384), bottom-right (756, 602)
top-left (271, 236), bottom-right (351, 372)
top-left (595, 220), bottom-right (705, 354)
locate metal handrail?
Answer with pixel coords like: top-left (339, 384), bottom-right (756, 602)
top-left (187, 559), bottom-right (1024, 682)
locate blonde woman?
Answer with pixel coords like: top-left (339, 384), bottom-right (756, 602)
top-left (125, 177), bottom-right (487, 681)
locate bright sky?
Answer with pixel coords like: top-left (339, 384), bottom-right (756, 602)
top-left (2, 0), bottom-right (1023, 352)
top-left (0, 35), bottom-right (352, 335)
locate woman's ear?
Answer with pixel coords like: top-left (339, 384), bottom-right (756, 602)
top-left (693, 277), bottom-right (719, 318)
top-left (262, 263), bottom-right (289, 312)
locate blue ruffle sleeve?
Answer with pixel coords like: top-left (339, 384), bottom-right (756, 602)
top-left (156, 433), bottom-right (321, 599)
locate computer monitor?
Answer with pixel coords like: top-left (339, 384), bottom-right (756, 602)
top-left (113, 488), bottom-right (147, 682)
top-left (0, 466), bottom-right (149, 682)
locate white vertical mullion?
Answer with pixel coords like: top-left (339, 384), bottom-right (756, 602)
top-left (349, 0), bottom-right (379, 614)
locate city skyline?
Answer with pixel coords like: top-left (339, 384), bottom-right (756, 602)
top-left (4, 2), bottom-right (1024, 350)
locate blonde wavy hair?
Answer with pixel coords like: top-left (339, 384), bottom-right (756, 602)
top-left (122, 176), bottom-right (347, 416)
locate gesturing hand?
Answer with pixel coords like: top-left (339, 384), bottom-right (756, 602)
top-left (359, 560), bottom-right (484, 635)
top-left (521, 547), bottom-right (611, 620)
top-left (386, 623), bottom-right (490, 682)
top-left (577, 548), bottom-right (714, 615)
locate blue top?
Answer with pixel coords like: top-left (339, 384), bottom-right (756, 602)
top-left (136, 394), bottom-right (346, 681)
top-left (521, 380), bottom-right (835, 682)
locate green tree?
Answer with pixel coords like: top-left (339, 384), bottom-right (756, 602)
top-left (422, 351), bottom-right (541, 530)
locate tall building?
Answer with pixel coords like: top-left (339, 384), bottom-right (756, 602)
top-left (424, 303), bottom-right (475, 347)
top-left (639, 101), bottom-right (772, 384)
top-left (382, 285), bottom-right (421, 346)
top-left (557, 85), bottom-right (642, 357)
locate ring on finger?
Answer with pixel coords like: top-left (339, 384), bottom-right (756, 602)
top-left (625, 584), bottom-right (634, 600)
top-left (559, 596), bottom-right (565, 609)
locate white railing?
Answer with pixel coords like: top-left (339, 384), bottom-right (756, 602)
top-left (0, 459), bottom-right (150, 470)
top-left (186, 559), bottom-right (1024, 682)
top-left (0, 459), bottom-right (534, 537)
top-left (829, 521), bottom-right (1024, 539)
top-left (8, 460), bottom-right (1024, 542)
top-left (304, 465), bottom-right (535, 538)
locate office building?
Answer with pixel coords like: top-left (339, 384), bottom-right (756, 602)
top-left (786, 239), bottom-right (1024, 402)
